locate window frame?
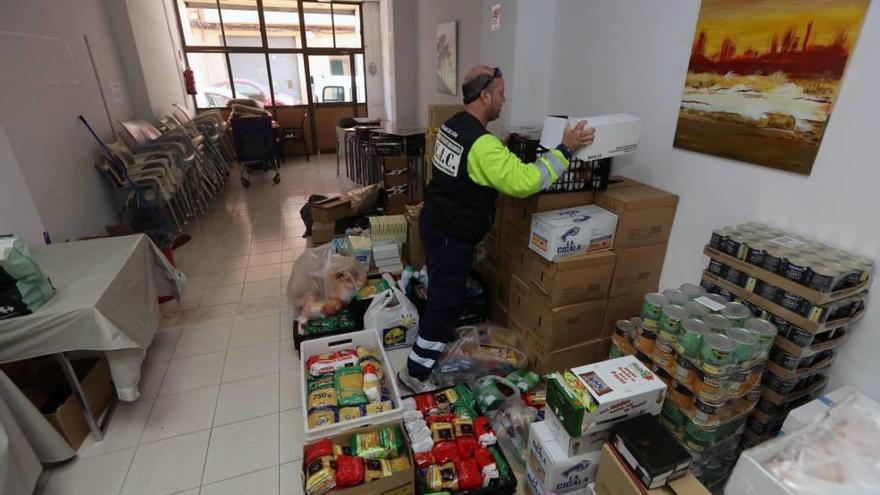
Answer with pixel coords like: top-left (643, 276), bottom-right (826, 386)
top-left (174, 0), bottom-right (366, 111)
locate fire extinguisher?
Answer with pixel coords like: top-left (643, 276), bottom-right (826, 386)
top-left (184, 67), bottom-right (196, 95)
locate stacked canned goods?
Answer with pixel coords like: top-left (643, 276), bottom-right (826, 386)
top-left (608, 283), bottom-right (777, 486)
top-left (709, 223), bottom-right (874, 293)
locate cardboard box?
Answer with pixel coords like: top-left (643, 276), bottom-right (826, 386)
top-left (406, 221), bottom-right (425, 268)
top-left (595, 186), bottom-right (678, 251)
top-left (527, 421), bottom-right (602, 495)
top-left (384, 155), bottom-right (408, 172)
top-left (527, 334), bottom-right (612, 375)
top-left (428, 104), bottom-right (464, 128)
top-left (611, 415), bottom-right (691, 489)
top-left (540, 114), bottom-right (641, 161)
top-left (490, 299), bottom-right (509, 327)
top-left (530, 206), bottom-right (618, 261)
top-left (384, 172), bottom-right (408, 188)
top-left (529, 295), bottom-right (606, 351)
top-left (301, 422), bottom-right (415, 495)
top-left (507, 243), bottom-right (535, 276)
top-left (509, 315), bottom-right (528, 344)
top-left (531, 250), bottom-right (615, 306)
top-left (603, 291), bottom-right (654, 339)
top-left (501, 219), bottom-right (531, 253)
top-left (496, 273), bottom-right (512, 311)
top-left (608, 244), bottom-right (667, 298)
top-left (312, 221), bottom-right (336, 244)
top-left (386, 193), bottom-right (407, 215)
top-left (546, 407), bottom-right (610, 457)
top-left (607, 175), bottom-right (645, 189)
top-left (21, 358), bottom-right (114, 450)
top-left (508, 274), bottom-right (531, 328)
top-left (781, 385), bottom-right (861, 434)
top-left (311, 197), bottom-right (352, 222)
top-left (527, 466), bottom-right (593, 495)
top-left (548, 356), bottom-right (666, 437)
top-left (595, 445), bottom-right (710, 495)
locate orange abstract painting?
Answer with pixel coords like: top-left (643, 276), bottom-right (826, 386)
top-left (673, 0), bottom-right (870, 175)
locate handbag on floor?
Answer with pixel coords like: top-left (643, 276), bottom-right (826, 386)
top-left (363, 287), bottom-right (420, 350)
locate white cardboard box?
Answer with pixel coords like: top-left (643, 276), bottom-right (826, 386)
top-left (781, 386), bottom-right (862, 434)
top-left (529, 205), bottom-right (618, 261)
top-left (527, 421), bottom-right (602, 495)
top-left (539, 114), bottom-right (641, 161)
top-left (545, 407), bottom-right (609, 457)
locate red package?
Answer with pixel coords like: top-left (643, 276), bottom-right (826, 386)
top-left (425, 414), bottom-right (456, 426)
top-left (304, 438), bottom-right (334, 465)
top-left (335, 455), bottom-right (365, 487)
top-left (306, 349), bottom-right (358, 377)
top-left (474, 447), bottom-right (496, 469)
top-left (415, 393), bottom-right (437, 414)
top-left (474, 417), bottom-right (494, 436)
top-left (456, 436), bottom-right (478, 459)
top-left (414, 451), bottom-right (435, 469)
top-left (455, 458), bottom-right (482, 490)
top-left (432, 440), bottom-right (461, 464)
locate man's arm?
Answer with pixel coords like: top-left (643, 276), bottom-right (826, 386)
top-left (467, 134), bottom-right (570, 198)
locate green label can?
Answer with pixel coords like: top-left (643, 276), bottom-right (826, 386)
top-left (725, 327), bottom-right (758, 364)
top-left (679, 319), bottom-right (710, 359)
top-left (660, 304), bottom-right (689, 335)
top-left (700, 333), bottom-right (736, 375)
top-left (641, 292), bottom-right (668, 324)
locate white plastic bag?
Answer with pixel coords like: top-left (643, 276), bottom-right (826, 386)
top-left (363, 287), bottom-right (419, 349)
top-left (287, 244), bottom-right (366, 320)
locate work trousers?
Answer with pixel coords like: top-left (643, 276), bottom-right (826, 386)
top-left (406, 219), bottom-right (475, 380)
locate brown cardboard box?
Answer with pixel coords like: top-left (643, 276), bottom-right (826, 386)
top-left (529, 294), bottom-right (607, 351)
top-left (406, 221), bottom-right (425, 268)
top-left (531, 250), bottom-right (615, 306)
top-left (508, 244), bottom-right (535, 277)
top-left (387, 193), bottom-right (407, 215)
top-left (609, 244), bottom-right (667, 298)
top-left (595, 186), bottom-right (678, 250)
top-left (384, 172), bottom-right (408, 187)
top-left (21, 358), bottom-right (114, 450)
top-left (383, 156), bottom-right (408, 172)
top-left (311, 220), bottom-right (336, 244)
top-left (503, 191), bottom-right (596, 236)
top-left (496, 273), bottom-right (512, 311)
top-left (428, 104), bottom-right (464, 128)
top-left (607, 175), bottom-right (645, 189)
top-left (603, 291), bottom-right (654, 338)
top-left (490, 299), bottom-right (509, 326)
top-left (509, 315), bottom-right (528, 343)
top-left (483, 233), bottom-right (500, 267)
top-left (311, 197), bottom-right (352, 222)
top-left (595, 444), bottom-right (710, 495)
top-left (527, 334), bottom-right (612, 374)
top-left (501, 221), bottom-right (531, 254)
top-left (301, 422), bottom-right (416, 495)
top-left (508, 274), bottom-right (530, 326)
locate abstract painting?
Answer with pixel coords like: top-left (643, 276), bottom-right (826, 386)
top-left (673, 0), bottom-right (870, 175)
top-left (436, 21), bottom-right (457, 95)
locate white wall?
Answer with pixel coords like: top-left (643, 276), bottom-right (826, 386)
top-left (0, 0), bottom-right (135, 242)
top-left (0, 127), bottom-right (46, 246)
top-left (544, 0), bottom-right (880, 398)
top-left (391, 0), bottom-right (418, 125)
top-left (363, 1), bottom-right (386, 120)
top-left (414, 0), bottom-right (482, 126)
top-left (479, 0), bottom-right (518, 134)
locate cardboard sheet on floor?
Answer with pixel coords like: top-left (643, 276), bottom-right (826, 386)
top-left (0, 235), bottom-right (180, 401)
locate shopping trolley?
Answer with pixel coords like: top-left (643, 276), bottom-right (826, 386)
top-left (230, 115), bottom-right (280, 187)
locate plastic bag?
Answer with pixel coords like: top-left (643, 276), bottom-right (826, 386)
top-left (485, 389), bottom-right (540, 469)
top-left (287, 244), bottom-right (366, 320)
top-left (431, 324), bottom-right (528, 388)
top-left (363, 287), bottom-right (420, 349)
top-left (0, 236), bottom-right (55, 319)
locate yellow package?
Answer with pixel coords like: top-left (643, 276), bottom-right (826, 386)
top-left (389, 456), bottom-right (411, 473)
top-left (364, 400), bottom-right (394, 416)
top-left (431, 422), bottom-right (454, 442)
top-left (307, 406), bottom-right (338, 429)
top-left (434, 388), bottom-right (459, 406)
top-left (339, 406), bottom-right (362, 422)
top-left (308, 387), bottom-right (338, 409)
top-left (364, 458), bottom-right (392, 482)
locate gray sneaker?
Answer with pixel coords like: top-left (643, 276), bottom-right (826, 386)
top-left (397, 368), bottom-right (436, 393)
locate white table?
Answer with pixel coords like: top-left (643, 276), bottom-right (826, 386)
top-left (0, 235), bottom-right (182, 439)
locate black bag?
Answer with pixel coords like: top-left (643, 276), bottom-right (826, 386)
top-left (300, 194), bottom-right (329, 237)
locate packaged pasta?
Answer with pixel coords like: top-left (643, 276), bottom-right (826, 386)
top-left (307, 406), bottom-right (338, 428)
top-left (307, 387), bottom-right (338, 409)
top-left (336, 367), bottom-right (368, 407)
top-left (363, 458), bottom-right (392, 482)
top-left (339, 406), bottom-right (362, 422)
top-left (426, 462), bottom-right (459, 491)
top-left (307, 349), bottom-right (358, 377)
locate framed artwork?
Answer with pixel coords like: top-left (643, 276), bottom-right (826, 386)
top-left (436, 21), bottom-right (458, 95)
top-left (673, 0), bottom-right (870, 175)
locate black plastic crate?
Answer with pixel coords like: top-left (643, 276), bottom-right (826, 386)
top-left (506, 133), bottom-right (611, 192)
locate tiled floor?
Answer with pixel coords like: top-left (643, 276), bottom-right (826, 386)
top-left (36, 155), bottom-right (356, 495)
top-left (36, 154), bottom-right (528, 495)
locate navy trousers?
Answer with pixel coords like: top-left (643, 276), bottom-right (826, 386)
top-left (406, 219), bottom-right (475, 380)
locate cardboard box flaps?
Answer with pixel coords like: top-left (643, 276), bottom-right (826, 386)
top-left (311, 197), bottom-right (352, 222)
top-left (595, 445), bottom-right (710, 495)
top-left (530, 205), bottom-right (618, 261)
top-left (595, 186), bottom-right (678, 251)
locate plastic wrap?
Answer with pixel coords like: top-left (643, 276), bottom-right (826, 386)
top-left (431, 324), bottom-right (528, 388)
top-left (287, 244), bottom-right (367, 320)
top-left (726, 390), bottom-right (880, 495)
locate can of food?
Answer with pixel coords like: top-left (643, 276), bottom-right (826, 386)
top-left (652, 336), bottom-right (676, 368)
top-left (724, 267), bottom-right (744, 286)
top-left (608, 343), bottom-right (624, 359)
top-left (695, 369), bottom-right (727, 402)
top-left (684, 300), bottom-right (711, 319)
top-left (653, 364), bottom-right (674, 387)
top-left (762, 247), bottom-right (785, 273)
top-left (615, 319), bottom-right (636, 338)
top-left (681, 283), bottom-right (708, 300)
top-left (667, 380), bottom-right (694, 409)
top-left (746, 317), bottom-right (778, 354)
top-left (745, 241), bottom-right (768, 266)
top-left (721, 302), bottom-right (752, 326)
top-left (707, 259), bottom-right (727, 277)
top-left (768, 314), bottom-right (790, 334)
top-left (844, 263), bottom-right (867, 287)
top-left (756, 280), bottom-right (781, 303)
top-left (725, 327), bottom-right (758, 364)
top-left (679, 319), bottom-right (710, 359)
top-left (613, 320), bottom-right (638, 355)
top-left (634, 350), bottom-right (653, 366)
top-left (763, 373), bottom-right (797, 395)
top-left (685, 421), bottom-right (718, 451)
top-left (783, 255), bottom-right (814, 286)
top-left (635, 325), bottom-right (658, 355)
top-left (709, 229), bottom-right (727, 250)
top-left (693, 398), bottom-right (722, 426)
top-left (785, 325), bottom-right (814, 347)
top-left (809, 263), bottom-right (838, 292)
top-left (770, 347), bottom-right (802, 370)
top-left (740, 366), bottom-right (763, 395)
top-left (704, 313), bottom-right (732, 334)
top-left (700, 333), bottom-right (736, 374)
top-left (663, 289), bottom-right (691, 306)
top-left (660, 304), bottom-right (688, 335)
top-left (674, 355), bottom-right (697, 388)
top-left (661, 401), bottom-right (688, 435)
top-left (721, 234), bottom-right (743, 257)
top-left (779, 292), bottom-right (807, 314)
top-left (641, 292), bottom-right (668, 326)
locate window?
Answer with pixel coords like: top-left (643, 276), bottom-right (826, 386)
top-left (176, 0), bottom-right (365, 109)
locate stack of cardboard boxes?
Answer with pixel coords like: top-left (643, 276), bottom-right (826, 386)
top-left (478, 178), bottom-right (678, 374)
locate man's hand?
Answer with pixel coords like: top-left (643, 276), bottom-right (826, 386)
top-left (562, 120), bottom-right (595, 152)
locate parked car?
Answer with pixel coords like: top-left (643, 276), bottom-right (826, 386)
top-left (207, 78), bottom-right (300, 106)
